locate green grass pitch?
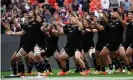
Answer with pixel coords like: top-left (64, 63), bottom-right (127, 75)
top-left (1, 69), bottom-right (133, 77)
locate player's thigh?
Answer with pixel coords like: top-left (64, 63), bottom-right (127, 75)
top-left (126, 46), bottom-right (133, 56)
top-left (99, 47), bottom-right (110, 56)
top-left (75, 50), bottom-right (82, 60)
top-left (11, 52), bottom-right (18, 60)
top-left (27, 51), bottom-right (36, 62)
top-left (118, 46), bottom-right (126, 57)
top-left (18, 48), bottom-right (28, 57)
top-left (54, 51), bottom-right (60, 59)
top-left (58, 51), bottom-right (69, 61)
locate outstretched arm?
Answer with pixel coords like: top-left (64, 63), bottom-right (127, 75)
top-left (5, 30), bottom-right (25, 36)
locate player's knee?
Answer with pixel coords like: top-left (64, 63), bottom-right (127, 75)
top-left (58, 56), bottom-right (64, 62)
top-left (28, 58), bottom-right (35, 63)
top-left (126, 52), bottom-right (131, 58)
top-left (119, 52), bottom-right (126, 58)
top-left (10, 56), bottom-right (18, 63)
top-left (75, 56), bottom-right (81, 62)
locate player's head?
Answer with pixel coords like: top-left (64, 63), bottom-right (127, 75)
top-left (112, 12), bottom-right (118, 20)
top-left (28, 10), bottom-right (35, 18)
top-left (82, 19), bottom-right (89, 27)
top-left (128, 11), bottom-right (133, 21)
top-left (36, 15), bottom-right (43, 23)
top-left (69, 13), bottom-right (78, 24)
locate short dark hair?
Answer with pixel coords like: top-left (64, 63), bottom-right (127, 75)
top-left (128, 10), bottom-right (133, 14)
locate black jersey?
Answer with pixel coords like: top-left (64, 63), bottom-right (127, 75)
top-left (81, 27), bottom-right (94, 46)
top-left (22, 20), bottom-right (41, 44)
top-left (97, 22), bottom-right (108, 44)
top-left (125, 22), bottom-right (133, 43)
top-left (36, 22), bottom-right (46, 49)
top-left (63, 24), bottom-right (82, 47)
top-left (18, 24), bottom-right (27, 47)
top-left (46, 33), bottom-right (59, 48)
top-left (107, 20), bottom-right (124, 44)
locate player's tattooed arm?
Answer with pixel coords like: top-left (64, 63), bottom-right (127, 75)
top-left (116, 12), bottom-right (127, 27)
top-left (54, 20), bottom-right (65, 35)
top-left (5, 30), bottom-right (25, 36)
top-left (93, 17), bottom-right (104, 31)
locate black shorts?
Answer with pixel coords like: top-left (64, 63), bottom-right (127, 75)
top-left (96, 41), bottom-right (106, 51)
top-left (38, 43), bottom-right (46, 50)
top-left (130, 43), bottom-right (133, 49)
top-left (15, 41), bottom-right (25, 53)
top-left (124, 40), bottom-right (132, 50)
top-left (64, 44), bottom-right (82, 57)
top-left (44, 46), bottom-right (59, 58)
top-left (82, 44), bottom-right (94, 53)
top-left (106, 43), bottom-right (122, 52)
top-left (15, 48), bottom-right (21, 53)
top-left (22, 43), bottom-right (36, 53)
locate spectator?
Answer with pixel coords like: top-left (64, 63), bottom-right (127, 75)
top-left (123, 0), bottom-right (131, 11)
top-left (81, 0), bottom-right (90, 12)
top-left (57, 0), bottom-right (65, 7)
top-left (110, 0), bottom-right (120, 8)
top-left (72, 0), bottom-right (79, 12)
top-left (130, 5), bottom-right (133, 11)
top-left (131, 0), bottom-right (133, 5)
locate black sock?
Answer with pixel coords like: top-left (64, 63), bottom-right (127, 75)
top-left (62, 68), bottom-right (67, 72)
top-left (27, 63), bottom-right (33, 73)
top-left (112, 59), bottom-right (115, 65)
top-left (40, 61), bottom-right (46, 72)
top-left (119, 60), bottom-right (123, 69)
top-left (101, 67), bottom-right (105, 72)
top-left (44, 60), bottom-right (52, 72)
top-left (81, 68), bottom-right (86, 72)
top-left (34, 62), bottom-right (42, 72)
top-left (55, 59), bottom-right (62, 69)
top-left (18, 60), bottom-right (21, 73)
top-left (122, 63), bottom-right (125, 69)
top-left (130, 63), bottom-right (133, 69)
top-left (18, 64), bottom-right (25, 74)
top-left (83, 58), bottom-right (90, 70)
top-left (115, 60), bottom-right (121, 70)
top-left (66, 60), bottom-right (69, 71)
top-left (18, 59), bottom-right (25, 74)
top-left (118, 60), bottom-right (122, 69)
top-left (112, 59), bottom-right (115, 67)
top-left (115, 60), bottom-right (118, 70)
top-left (92, 53), bottom-right (96, 66)
top-left (11, 64), bottom-right (17, 75)
top-left (126, 65), bottom-right (131, 71)
top-left (44, 60), bottom-right (49, 70)
top-left (47, 63), bottom-right (52, 72)
top-left (75, 64), bottom-right (80, 71)
top-left (96, 65), bottom-right (100, 71)
top-left (109, 64), bottom-right (113, 70)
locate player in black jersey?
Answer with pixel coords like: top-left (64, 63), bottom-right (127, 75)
top-left (41, 23), bottom-right (59, 75)
top-left (55, 13), bottom-right (89, 76)
top-left (6, 10), bottom-right (46, 76)
top-left (125, 11), bottom-right (133, 74)
top-left (80, 18), bottom-right (97, 73)
top-left (98, 12), bottom-right (130, 74)
top-left (94, 12), bottom-right (109, 74)
top-left (4, 17), bottom-right (27, 76)
top-left (38, 14), bottom-right (60, 75)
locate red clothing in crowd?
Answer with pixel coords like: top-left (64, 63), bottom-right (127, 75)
top-left (48, 0), bottom-right (56, 7)
top-left (30, 0), bottom-right (36, 5)
top-left (66, 0), bottom-right (73, 4)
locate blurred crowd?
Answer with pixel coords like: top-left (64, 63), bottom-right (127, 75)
top-left (1, 0), bottom-right (133, 32)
